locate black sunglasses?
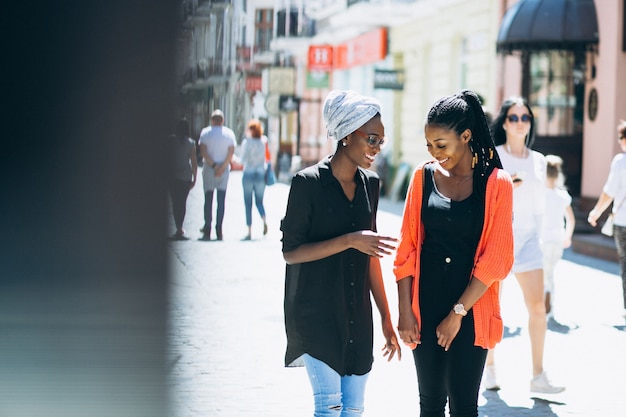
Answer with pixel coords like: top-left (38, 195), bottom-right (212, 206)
top-left (353, 130), bottom-right (386, 148)
top-left (506, 114), bottom-right (532, 123)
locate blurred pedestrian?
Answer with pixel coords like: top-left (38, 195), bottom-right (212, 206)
top-left (239, 119), bottom-right (268, 240)
top-left (281, 90), bottom-right (401, 417)
top-left (542, 155), bottom-right (575, 319)
top-left (587, 120), bottom-right (626, 318)
top-left (394, 89), bottom-right (513, 417)
top-left (198, 109), bottom-right (236, 241)
top-left (168, 117), bottom-right (197, 240)
top-left (486, 96), bottom-right (565, 393)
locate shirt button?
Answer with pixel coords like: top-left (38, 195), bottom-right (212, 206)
top-left (445, 257), bottom-right (451, 264)
top-left (349, 339), bottom-right (354, 344)
top-left (350, 282), bottom-right (355, 286)
top-left (350, 320), bottom-right (354, 324)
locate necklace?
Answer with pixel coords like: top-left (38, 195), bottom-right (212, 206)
top-left (451, 174), bottom-right (473, 185)
top-left (506, 143), bottom-right (528, 158)
top-left (456, 174), bottom-right (473, 185)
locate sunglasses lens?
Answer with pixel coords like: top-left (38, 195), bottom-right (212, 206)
top-left (508, 114), bottom-right (531, 123)
top-left (367, 136), bottom-right (385, 147)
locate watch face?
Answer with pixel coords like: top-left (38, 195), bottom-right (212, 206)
top-left (454, 304), bottom-right (466, 315)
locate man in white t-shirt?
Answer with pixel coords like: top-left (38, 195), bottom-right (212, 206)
top-left (198, 109), bottom-right (236, 240)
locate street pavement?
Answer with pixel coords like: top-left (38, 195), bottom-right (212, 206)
top-left (167, 170), bottom-right (626, 417)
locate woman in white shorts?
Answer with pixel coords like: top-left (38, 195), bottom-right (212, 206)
top-left (484, 96), bottom-right (565, 394)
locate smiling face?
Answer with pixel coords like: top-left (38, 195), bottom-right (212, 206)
top-left (344, 115), bottom-right (384, 169)
top-left (425, 124), bottom-right (471, 171)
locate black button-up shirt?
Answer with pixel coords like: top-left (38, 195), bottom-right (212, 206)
top-left (281, 157), bottom-right (380, 376)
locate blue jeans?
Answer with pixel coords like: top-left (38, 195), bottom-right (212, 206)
top-left (242, 170), bottom-right (266, 226)
top-left (301, 354), bottom-right (369, 417)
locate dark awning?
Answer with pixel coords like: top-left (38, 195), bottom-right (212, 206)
top-left (496, 0), bottom-right (599, 54)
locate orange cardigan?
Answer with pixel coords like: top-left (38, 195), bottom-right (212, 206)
top-left (393, 162), bottom-right (514, 349)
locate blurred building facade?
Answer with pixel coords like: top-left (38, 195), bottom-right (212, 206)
top-left (174, 0), bottom-right (626, 201)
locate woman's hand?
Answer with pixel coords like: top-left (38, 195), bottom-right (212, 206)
top-left (397, 310), bottom-right (420, 349)
top-left (381, 321), bottom-right (401, 361)
top-left (435, 313), bottom-right (462, 352)
top-left (348, 230), bottom-right (397, 257)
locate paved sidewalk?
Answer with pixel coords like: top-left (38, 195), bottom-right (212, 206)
top-left (167, 170), bottom-right (626, 416)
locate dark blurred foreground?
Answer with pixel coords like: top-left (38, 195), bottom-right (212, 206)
top-left (1, 2), bottom-right (177, 416)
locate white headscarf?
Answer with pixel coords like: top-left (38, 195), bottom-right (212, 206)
top-left (323, 90), bottom-right (381, 141)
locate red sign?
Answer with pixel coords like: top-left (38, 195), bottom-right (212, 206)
top-left (334, 28), bottom-right (387, 70)
top-left (245, 75), bottom-right (262, 92)
top-left (308, 45), bottom-right (333, 71)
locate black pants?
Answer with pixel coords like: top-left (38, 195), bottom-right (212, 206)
top-left (169, 179), bottom-right (191, 230)
top-left (204, 189), bottom-right (226, 231)
top-left (415, 251), bottom-right (486, 417)
top-left (413, 315), bottom-right (487, 417)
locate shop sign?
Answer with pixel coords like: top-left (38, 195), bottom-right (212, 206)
top-left (374, 69), bottom-right (404, 90)
top-left (308, 45), bottom-right (333, 71)
top-left (245, 75), bottom-right (262, 92)
top-left (334, 28), bottom-right (387, 70)
top-left (306, 71), bottom-right (329, 88)
top-left (279, 95), bottom-right (300, 112)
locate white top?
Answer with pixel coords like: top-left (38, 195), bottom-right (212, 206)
top-left (496, 145), bottom-right (547, 230)
top-left (603, 152), bottom-right (626, 227)
top-left (198, 125), bottom-right (237, 165)
top-left (542, 186), bottom-right (572, 243)
top-left (240, 135), bottom-right (268, 173)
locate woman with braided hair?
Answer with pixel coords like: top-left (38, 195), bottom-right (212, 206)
top-left (394, 90), bottom-right (514, 417)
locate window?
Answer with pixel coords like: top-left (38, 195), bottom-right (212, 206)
top-left (528, 51), bottom-right (584, 135)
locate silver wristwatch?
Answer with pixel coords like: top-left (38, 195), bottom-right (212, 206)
top-left (453, 303), bottom-right (467, 316)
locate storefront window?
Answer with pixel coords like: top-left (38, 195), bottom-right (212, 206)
top-left (528, 51), bottom-right (584, 136)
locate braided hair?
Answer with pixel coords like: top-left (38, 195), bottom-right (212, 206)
top-left (425, 89), bottom-right (503, 199)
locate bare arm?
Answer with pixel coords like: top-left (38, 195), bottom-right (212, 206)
top-left (397, 276), bottom-right (419, 348)
top-left (283, 230), bottom-right (397, 265)
top-left (199, 143), bottom-right (215, 167)
top-left (369, 257), bottom-right (401, 361)
top-left (563, 205), bottom-right (575, 248)
top-left (587, 191), bottom-right (614, 226)
top-left (189, 143), bottom-right (198, 188)
top-left (215, 145), bottom-right (235, 177)
top-left (435, 277), bottom-right (489, 351)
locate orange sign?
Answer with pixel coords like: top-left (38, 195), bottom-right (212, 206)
top-left (245, 75), bottom-right (262, 92)
top-left (308, 45), bottom-right (334, 71)
top-left (334, 28), bottom-right (387, 70)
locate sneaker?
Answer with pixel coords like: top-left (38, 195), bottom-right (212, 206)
top-left (530, 371), bottom-right (565, 394)
top-left (482, 364), bottom-right (500, 390)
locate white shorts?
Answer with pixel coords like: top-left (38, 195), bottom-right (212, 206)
top-left (512, 228), bottom-right (544, 273)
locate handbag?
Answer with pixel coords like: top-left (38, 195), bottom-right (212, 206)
top-left (601, 214), bottom-right (614, 237)
top-left (265, 162), bottom-right (276, 186)
top-left (264, 138), bottom-right (276, 186)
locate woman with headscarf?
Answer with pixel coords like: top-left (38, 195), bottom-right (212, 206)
top-left (394, 90), bottom-right (513, 417)
top-left (280, 90), bottom-right (401, 416)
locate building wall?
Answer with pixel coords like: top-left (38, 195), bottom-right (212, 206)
top-left (581, 0), bottom-right (626, 197)
top-left (390, 0), bottom-right (500, 168)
